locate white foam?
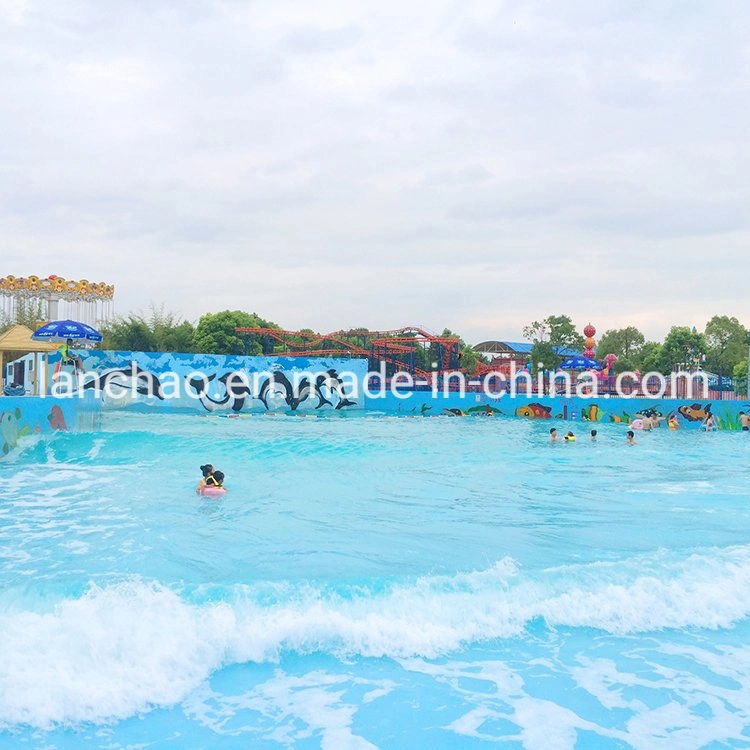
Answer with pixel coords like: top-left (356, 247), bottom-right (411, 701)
top-left (4, 546), bottom-right (750, 728)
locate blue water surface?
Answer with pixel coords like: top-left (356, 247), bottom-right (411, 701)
top-left (2, 412), bottom-right (750, 749)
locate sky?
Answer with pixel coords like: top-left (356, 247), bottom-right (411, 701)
top-left (1, 0), bottom-right (748, 345)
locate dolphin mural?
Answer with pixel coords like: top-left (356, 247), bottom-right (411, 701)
top-left (186, 368), bottom-right (357, 412)
top-left (314, 369), bottom-right (357, 410)
top-left (82, 363), bottom-right (165, 400)
top-left (188, 372), bottom-right (254, 412)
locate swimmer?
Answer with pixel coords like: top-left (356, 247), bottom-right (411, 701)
top-left (550, 428), bottom-right (558, 442)
top-left (564, 431), bottom-right (576, 442)
top-left (667, 415), bottom-right (679, 430)
top-left (206, 470), bottom-right (225, 488)
top-left (703, 413), bottom-right (717, 431)
top-left (590, 429), bottom-right (597, 441)
top-left (626, 430), bottom-right (636, 445)
top-left (739, 412), bottom-right (749, 431)
top-left (197, 463), bottom-right (214, 492)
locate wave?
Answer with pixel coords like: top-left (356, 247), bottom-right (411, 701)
top-left (3, 547), bottom-right (750, 728)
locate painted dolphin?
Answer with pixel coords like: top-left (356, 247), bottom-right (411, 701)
top-left (83, 364), bottom-right (165, 400)
top-left (316, 369), bottom-right (356, 409)
top-left (258, 371), bottom-right (301, 410)
top-left (187, 372), bottom-right (253, 412)
top-left (218, 372), bottom-right (254, 411)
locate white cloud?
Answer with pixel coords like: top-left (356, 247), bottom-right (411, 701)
top-left (1, 0), bottom-right (748, 344)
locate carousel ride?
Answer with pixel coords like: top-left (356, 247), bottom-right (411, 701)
top-left (0, 274), bottom-right (114, 393)
top-left (0, 274), bottom-right (114, 328)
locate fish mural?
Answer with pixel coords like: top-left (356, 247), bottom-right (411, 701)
top-left (48, 405), bottom-right (67, 431)
top-left (467, 404), bottom-right (503, 416)
top-left (678, 403), bottom-right (712, 422)
top-left (581, 404), bottom-right (602, 422)
top-left (635, 407), bottom-right (664, 419)
top-left (1, 407), bottom-right (30, 455)
top-left (516, 403), bottom-right (552, 419)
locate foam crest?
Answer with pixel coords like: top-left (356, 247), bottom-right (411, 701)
top-left (4, 548), bottom-right (750, 728)
top-left (0, 581), bottom-right (232, 729)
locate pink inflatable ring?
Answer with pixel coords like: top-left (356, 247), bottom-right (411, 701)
top-left (198, 486), bottom-right (226, 496)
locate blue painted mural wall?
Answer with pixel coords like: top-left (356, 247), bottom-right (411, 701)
top-left (32, 347), bottom-right (748, 427)
top-left (51, 351), bottom-right (366, 414)
top-left (0, 394), bottom-right (99, 461)
top-left (364, 389), bottom-right (750, 430)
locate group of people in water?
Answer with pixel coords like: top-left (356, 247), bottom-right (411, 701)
top-left (549, 427), bottom-right (642, 445)
top-left (197, 463), bottom-right (226, 493)
top-left (548, 410), bottom-right (737, 445)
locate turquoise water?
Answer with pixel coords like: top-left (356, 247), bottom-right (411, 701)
top-left (2, 412), bottom-right (750, 749)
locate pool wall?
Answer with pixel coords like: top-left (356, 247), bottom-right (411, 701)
top-left (49, 350), bottom-right (367, 413)
top-left (22, 348), bottom-right (748, 428)
top-left (0, 393), bottom-right (100, 461)
top-left (364, 390), bottom-right (750, 429)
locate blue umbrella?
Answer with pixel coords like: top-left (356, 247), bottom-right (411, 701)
top-left (31, 319), bottom-right (103, 344)
top-left (559, 354), bottom-right (602, 370)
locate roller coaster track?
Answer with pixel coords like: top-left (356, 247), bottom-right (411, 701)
top-left (235, 326), bottom-right (461, 379)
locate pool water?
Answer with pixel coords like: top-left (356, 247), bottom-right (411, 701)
top-left (2, 412), bottom-right (750, 748)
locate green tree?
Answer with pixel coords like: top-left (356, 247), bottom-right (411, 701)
top-left (0, 298), bottom-right (47, 333)
top-left (523, 314), bottom-right (584, 369)
top-left (733, 359), bottom-right (748, 396)
top-left (193, 310), bottom-right (279, 355)
top-left (102, 315), bottom-right (157, 351)
top-left (547, 315), bottom-right (585, 352)
top-left (659, 326), bottom-right (706, 374)
top-left (102, 306), bottom-right (196, 352)
top-left (522, 319), bottom-right (550, 344)
top-left (529, 341), bottom-right (559, 373)
top-left (636, 342), bottom-right (663, 374)
top-left (597, 327), bottom-right (645, 360)
top-left (703, 316), bottom-right (747, 384)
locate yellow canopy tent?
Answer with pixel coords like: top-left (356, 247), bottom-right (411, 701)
top-left (0, 324), bottom-right (59, 395)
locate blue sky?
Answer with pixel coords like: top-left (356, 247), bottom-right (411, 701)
top-left (1, 0), bottom-right (748, 343)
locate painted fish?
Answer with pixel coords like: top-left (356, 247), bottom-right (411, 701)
top-left (516, 403), bottom-right (552, 419)
top-left (48, 405), bottom-right (67, 431)
top-left (678, 403), bottom-right (712, 422)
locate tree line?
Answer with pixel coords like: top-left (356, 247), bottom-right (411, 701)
top-left (96, 309), bottom-right (481, 374)
top-left (522, 314), bottom-right (749, 393)
top-left (2, 305), bottom-right (745, 391)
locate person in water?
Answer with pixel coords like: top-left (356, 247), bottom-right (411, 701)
top-left (564, 431), bottom-right (576, 442)
top-left (590, 429), bottom-right (597, 441)
top-left (197, 463), bottom-right (214, 492)
top-left (206, 470), bottom-right (225, 488)
top-left (626, 430), bottom-right (636, 445)
top-left (549, 428), bottom-right (558, 442)
top-left (739, 412), bottom-right (750, 431)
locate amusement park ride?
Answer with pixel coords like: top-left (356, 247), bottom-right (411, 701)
top-left (0, 274), bottom-right (115, 327)
top-left (235, 326), bottom-right (463, 377)
top-left (0, 274), bottom-right (114, 393)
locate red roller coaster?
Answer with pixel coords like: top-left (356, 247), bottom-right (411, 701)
top-left (235, 326), bottom-right (462, 378)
